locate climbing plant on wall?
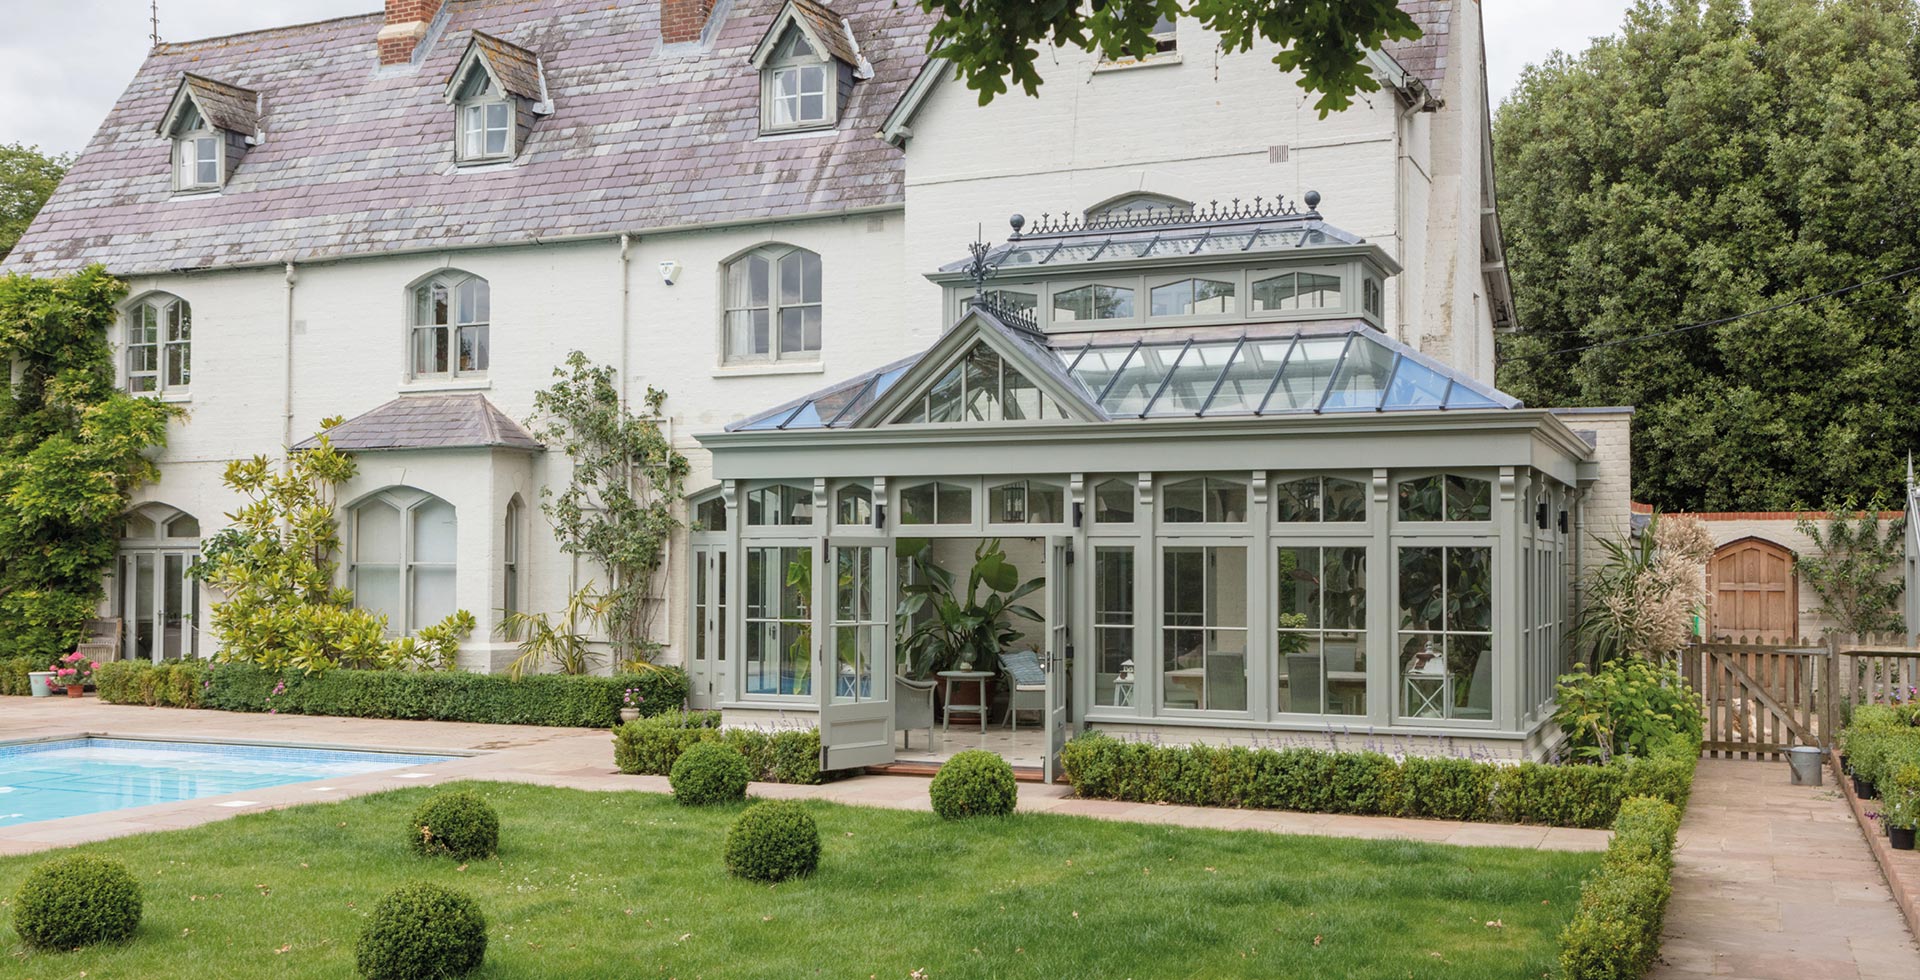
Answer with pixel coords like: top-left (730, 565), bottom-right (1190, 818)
top-left (0, 265), bottom-right (178, 660)
top-left (527, 351), bottom-right (689, 669)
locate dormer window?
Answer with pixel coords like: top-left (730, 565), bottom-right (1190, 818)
top-left (443, 32), bottom-right (552, 167)
top-left (751, 2), bottom-right (870, 136)
top-left (457, 74), bottom-right (514, 162)
top-left (155, 73), bottom-right (259, 194)
top-left (767, 32), bottom-right (831, 130)
top-left (173, 105), bottom-right (222, 191)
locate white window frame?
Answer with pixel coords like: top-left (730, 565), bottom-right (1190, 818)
top-left (173, 129), bottom-right (223, 192)
top-left (409, 272), bottom-right (491, 380)
top-left (125, 294), bottom-right (191, 396)
top-left (349, 488), bottom-right (458, 637)
top-left (723, 244), bottom-right (822, 365)
top-left (761, 29), bottom-right (836, 133)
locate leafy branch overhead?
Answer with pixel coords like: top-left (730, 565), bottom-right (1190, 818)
top-left (916, 0), bottom-right (1420, 115)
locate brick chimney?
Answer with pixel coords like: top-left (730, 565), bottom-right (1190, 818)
top-left (660, 0), bottom-right (718, 44)
top-left (378, 0), bottom-right (444, 66)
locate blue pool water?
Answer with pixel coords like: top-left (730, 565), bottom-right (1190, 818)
top-left (0, 738), bottom-right (456, 827)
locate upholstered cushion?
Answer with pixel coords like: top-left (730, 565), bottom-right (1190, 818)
top-left (999, 650), bottom-right (1046, 688)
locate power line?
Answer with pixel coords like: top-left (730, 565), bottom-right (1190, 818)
top-left (1501, 263), bottom-right (1920, 363)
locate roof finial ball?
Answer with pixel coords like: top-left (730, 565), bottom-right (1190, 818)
top-left (1303, 190), bottom-right (1322, 213)
top-left (1009, 213), bottom-right (1025, 238)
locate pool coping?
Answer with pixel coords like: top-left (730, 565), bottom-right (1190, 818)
top-left (0, 730), bottom-right (484, 759)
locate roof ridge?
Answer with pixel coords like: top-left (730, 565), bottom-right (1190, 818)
top-left (153, 11), bottom-right (383, 52)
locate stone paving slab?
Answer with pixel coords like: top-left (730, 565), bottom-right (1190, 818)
top-left (1648, 759), bottom-right (1920, 980)
top-left (0, 698), bottom-right (1610, 855)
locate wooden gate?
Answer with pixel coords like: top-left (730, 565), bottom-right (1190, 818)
top-left (1679, 635), bottom-right (1920, 759)
top-left (1706, 537), bottom-right (1798, 642)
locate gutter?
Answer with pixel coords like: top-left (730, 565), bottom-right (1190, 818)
top-left (282, 259), bottom-right (296, 454)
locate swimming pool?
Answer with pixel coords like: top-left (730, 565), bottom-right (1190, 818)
top-left (0, 737), bottom-right (457, 827)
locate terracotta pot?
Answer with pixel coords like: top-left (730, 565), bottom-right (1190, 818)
top-left (65, 682), bottom-right (84, 698)
top-left (1892, 826), bottom-right (1916, 851)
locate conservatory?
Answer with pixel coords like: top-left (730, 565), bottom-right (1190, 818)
top-left (693, 201), bottom-right (1595, 776)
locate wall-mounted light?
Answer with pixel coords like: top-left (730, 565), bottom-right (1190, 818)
top-left (658, 260), bottom-right (682, 286)
top-left (1072, 501), bottom-right (1084, 528)
top-left (1558, 510), bottom-right (1569, 533)
top-left (875, 501), bottom-right (887, 530)
top-left (1536, 502), bottom-right (1549, 529)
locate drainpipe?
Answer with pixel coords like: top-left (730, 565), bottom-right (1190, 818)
top-left (619, 233), bottom-right (632, 413)
top-left (282, 260), bottom-right (297, 454)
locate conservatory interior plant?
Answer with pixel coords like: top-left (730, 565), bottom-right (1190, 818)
top-left (895, 538), bottom-right (1043, 720)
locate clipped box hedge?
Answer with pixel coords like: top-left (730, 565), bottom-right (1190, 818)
top-left (1557, 795), bottom-right (1681, 980)
top-left (0, 655), bottom-right (45, 696)
top-left (93, 660), bottom-right (686, 729)
top-left (612, 710), bottom-right (825, 785)
top-left (1058, 730), bottom-right (1699, 829)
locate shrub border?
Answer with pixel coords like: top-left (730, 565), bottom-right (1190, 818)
top-left (1833, 753), bottom-right (1920, 941)
top-left (612, 710), bottom-right (829, 785)
top-left (1556, 795), bottom-right (1682, 980)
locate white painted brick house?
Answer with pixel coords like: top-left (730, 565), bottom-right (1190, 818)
top-left (6, 0), bottom-right (1617, 763)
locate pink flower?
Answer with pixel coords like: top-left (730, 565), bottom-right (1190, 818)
top-left (89, 662), bottom-right (99, 670)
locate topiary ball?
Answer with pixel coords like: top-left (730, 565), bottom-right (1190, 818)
top-left (670, 742), bottom-right (753, 806)
top-left (407, 791), bottom-right (500, 862)
top-left (355, 881), bottom-right (487, 980)
top-left (723, 800), bottom-right (821, 882)
top-left (11, 854), bottom-right (142, 951)
top-left (928, 749), bottom-right (1018, 819)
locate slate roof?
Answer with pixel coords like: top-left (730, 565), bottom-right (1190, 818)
top-left (468, 32), bottom-right (545, 102)
top-left (4, 0), bottom-right (937, 278)
top-left (295, 393), bottom-right (544, 452)
top-left (173, 74), bottom-right (261, 136)
top-left (1382, 0), bottom-right (1451, 91)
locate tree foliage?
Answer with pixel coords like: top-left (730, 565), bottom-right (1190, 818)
top-left (0, 266), bottom-right (176, 659)
top-left (916, 0), bottom-right (1419, 115)
top-left (1493, 0), bottom-right (1920, 510)
top-left (199, 425), bottom-right (474, 673)
top-left (526, 352), bottom-right (689, 667)
top-left (1794, 495), bottom-right (1907, 635)
top-left (0, 143), bottom-right (68, 263)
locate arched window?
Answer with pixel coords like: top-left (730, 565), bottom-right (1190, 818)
top-left (410, 273), bottom-right (489, 379)
top-left (350, 488), bottom-right (457, 635)
top-left (126, 294), bottom-right (191, 395)
top-left (724, 245), bottom-right (821, 364)
top-left (503, 496), bottom-right (522, 618)
top-left (118, 503), bottom-right (201, 662)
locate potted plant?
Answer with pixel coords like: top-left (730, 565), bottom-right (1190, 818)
top-left (1885, 764), bottom-right (1920, 851)
top-left (895, 538), bottom-right (1043, 721)
top-left (1848, 730), bottom-right (1889, 800)
top-left (26, 668), bottom-right (57, 697)
top-left (52, 652), bottom-right (97, 698)
top-left (620, 688), bottom-right (645, 724)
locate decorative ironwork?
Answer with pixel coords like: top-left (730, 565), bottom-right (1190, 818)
top-left (961, 225), bottom-right (1000, 301)
top-left (974, 293), bottom-right (1041, 336)
top-left (1008, 191), bottom-right (1322, 239)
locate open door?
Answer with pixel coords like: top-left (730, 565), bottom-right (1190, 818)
top-left (1044, 536), bottom-right (1074, 783)
top-left (818, 542), bottom-right (895, 771)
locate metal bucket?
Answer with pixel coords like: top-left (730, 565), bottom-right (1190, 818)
top-left (1788, 745), bottom-right (1825, 786)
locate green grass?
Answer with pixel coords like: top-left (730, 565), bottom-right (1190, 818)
top-left (0, 782), bottom-right (1596, 979)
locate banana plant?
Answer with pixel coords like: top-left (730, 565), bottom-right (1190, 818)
top-left (894, 538), bottom-right (1043, 678)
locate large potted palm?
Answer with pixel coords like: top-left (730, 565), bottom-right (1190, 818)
top-left (895, 539), bottom-right (1043, 724)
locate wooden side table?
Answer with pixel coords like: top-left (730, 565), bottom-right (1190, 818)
top-left (937, 670), bottom-right (994, 733)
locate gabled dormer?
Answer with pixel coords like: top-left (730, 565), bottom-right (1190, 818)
top-left (155, 73), bottom-right (260, 194)
top-left (443, 32), bottom-right (551, 165)
top-left (750, 0), bottom-right (870, 135)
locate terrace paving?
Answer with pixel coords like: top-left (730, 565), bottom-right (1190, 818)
top-left (0, 697), bottom-right (1608, 855)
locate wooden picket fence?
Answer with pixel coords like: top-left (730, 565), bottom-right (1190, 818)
top-left (1677, 633), bottom-right (1920, 760)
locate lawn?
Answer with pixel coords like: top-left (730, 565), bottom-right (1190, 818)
top-left (0, 782), bottom-right (1597, 979)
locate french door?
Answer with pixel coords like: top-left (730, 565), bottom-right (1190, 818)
top-left (120, 549), bottom-right (198, 663)
top-left (817, 541), bottom-right (894, 770)
top-left (1044, 536), bottom-right (1074, 783)
top-left (687, 544), bottom-right (728, 708)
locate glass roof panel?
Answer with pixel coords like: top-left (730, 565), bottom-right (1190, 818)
top-left (1445, 385), bottom-right (1503, 409)
top-left (1321, 336), bottom-right (1396, 412)
top-left (1069, 346), bottom-right (1133, 402)
top-left (1381, 357), bottom-right (1450, 411)
top-left (1202, 339), bottom-right (1293, 414)
top-left (1147, 342), bottom-right (1239, 416)
top-left (1263, 336), bottom-right (1348, 412)
top-left (1101, 344), bottom-right (1181, 416)
top-left (737, 405), bottom-right (800, 431)
top-left (781, 401), bottom-right (827, 429)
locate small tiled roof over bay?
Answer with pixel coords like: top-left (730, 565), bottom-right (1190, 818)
top-left (170, 74), bottom-right (261, 136)
top-left (468, 32), bottom-right (546, 102)
top-left (294, 394), bottom-right (543, 452)
top-left (3, 0), bottom-right (936, 278)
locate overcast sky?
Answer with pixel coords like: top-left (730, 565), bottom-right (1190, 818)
top-left (1, 0), bottom-right (1638, 157)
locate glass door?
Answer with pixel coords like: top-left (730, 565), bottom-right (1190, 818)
top-left (121, 549), bottom-right (197, 664)
top-left (1044, 536), bottom-right (1074, 783)
top-left (817, 542), bottom-right (894, 770)
top-left (687, 545), bottom-right (727, 708)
